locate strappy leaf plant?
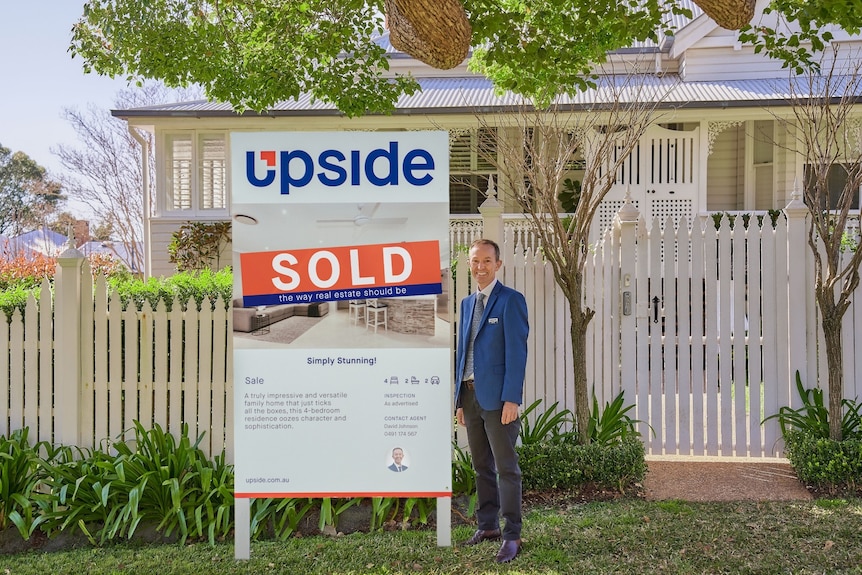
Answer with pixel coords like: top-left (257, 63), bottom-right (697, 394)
top-left (763, 371), bottom-right (862, 440)
top-left (519, 400), bottom-right (575, 445)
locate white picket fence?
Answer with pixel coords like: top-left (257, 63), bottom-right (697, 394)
top-left (450, 206), bottom-right (862, 457)
top-left (3, 207), bottom-right (862, 460)
top-left (1, 268), bottom-right (232, 460)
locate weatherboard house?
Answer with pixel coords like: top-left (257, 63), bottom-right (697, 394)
top-left (112, 0), bottom-right (862, 279)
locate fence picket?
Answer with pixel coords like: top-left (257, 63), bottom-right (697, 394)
top-left (23, 296), bottom-right (39, 434)
top-left (93, 276), bottom-right (109, 447)
top-left (123, 304), bottom-right (139, 438)
top-left (140, 301), bottom-right (155, 431)
top-left (748, 223), bottom-right (764, 457)
top-left (198, 302), bottom-right (214, 455)
top-left (169, 299), bottom-right (184, 437)
top-left (732, 221), bottom-right (748, 456)
top-left (689, 221), bottom-right (705, 455)
top-left (9, 309), bottom-right (25, 432)
top-left (703, 222), bottom-right (719, 455)
top-left (211, 297), bottom-right (229, 457)
top-left (38, 281), bottom-right (53, 443)
top-left (0, 314), bottom-right (9, 434)
top-left (154, 300), bottom-right (169, 430)
top-left (81, 265), bottom-right (95, 448)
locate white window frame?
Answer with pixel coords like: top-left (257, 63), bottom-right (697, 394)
top-left (157, 130), bottom-right (229, 217)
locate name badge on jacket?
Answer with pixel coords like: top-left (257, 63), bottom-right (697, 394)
top-left (488, 317), bottom-right (499, 324)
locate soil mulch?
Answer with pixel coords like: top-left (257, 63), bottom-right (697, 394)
top-left (643, 459), bottom-right (812, 502)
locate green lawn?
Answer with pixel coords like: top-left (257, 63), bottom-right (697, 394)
top-left (3, 498), bottom-right (862, 574)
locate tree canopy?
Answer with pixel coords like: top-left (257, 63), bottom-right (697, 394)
top-left (70, 1), bottom-right (862, 115)
top-left (0, 145), bottom-right (63, 236)
top-left (740, 0), bottom-right (862, 75)
top-left (71, 0), bottom-right (691, 115)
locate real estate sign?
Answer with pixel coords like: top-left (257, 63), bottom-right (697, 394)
top-left (231, 132), bottom-right (451, 499)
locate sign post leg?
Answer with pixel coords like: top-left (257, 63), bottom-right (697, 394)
top-left (436, 496), bottom-right (451, 546)
top-left (235, 497), bottom-right (251, 560)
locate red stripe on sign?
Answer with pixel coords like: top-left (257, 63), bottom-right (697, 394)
top-left (239, 240), bottom-right (441, 296)
top-left (235, 491), bottom-right (452, 499)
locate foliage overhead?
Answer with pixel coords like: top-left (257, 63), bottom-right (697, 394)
top-left (71, 0), bottom-right (691, 115)
top-left (72, 1), bottom-right (414, 117)
top-left (740, 0), bottom-right (862, 74)
top-left (71, 1), bottom-right (862, 115)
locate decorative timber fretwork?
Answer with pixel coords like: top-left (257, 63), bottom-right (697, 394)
top-left (708, 121), bottom-right (744, 156)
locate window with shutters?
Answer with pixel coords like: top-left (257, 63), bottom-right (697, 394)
top-left (449, 128), bottom-right (497, 214)
top-left (161, 132), bottom-right (228, 216)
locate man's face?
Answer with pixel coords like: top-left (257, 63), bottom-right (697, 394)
top-left (469, 243), bottom-right (502, 290)
top-left (392, 449), bottom-right (404, 464)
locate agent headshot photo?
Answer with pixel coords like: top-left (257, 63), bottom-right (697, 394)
top-left (387, 447), bottom-right (408, 472)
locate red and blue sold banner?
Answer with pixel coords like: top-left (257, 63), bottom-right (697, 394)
top-left (239, 240), bottom-right (442, 307)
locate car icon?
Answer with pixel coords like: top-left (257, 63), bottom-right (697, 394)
top-left (430, 376), bottom-right (440, 385)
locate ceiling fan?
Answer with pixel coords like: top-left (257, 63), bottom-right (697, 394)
top-left (317, 203), bottom-right (407, 228)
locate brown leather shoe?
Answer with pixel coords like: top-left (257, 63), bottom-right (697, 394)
top-left (462, 528), bottom-right (501, 546)
top-left (495, 539), bottom-right (522, 563)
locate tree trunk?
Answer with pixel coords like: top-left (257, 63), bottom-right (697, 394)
top-left (691, 0), bottom-right (756, 30)
top-left (384, 0), bottom-right (471, 69)
top-left (820, 300), bottom-right (845, 441)
top-left (569, 284), bottom-right (592, 445)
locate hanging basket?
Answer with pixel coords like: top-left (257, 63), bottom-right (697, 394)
top-left (385, 0), bottom-right (471, 70)
top-left (692, 0), bottom-right (756, 30)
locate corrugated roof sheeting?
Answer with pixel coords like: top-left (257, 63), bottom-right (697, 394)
top-left (116, 75), bottom-right (862, 117)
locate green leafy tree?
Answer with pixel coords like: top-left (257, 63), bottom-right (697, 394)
top-left (71, 1), bottom-right (862, 116)
top-left (70, 1), bottom-right (694, 115)
top-left (0, 145), bottom-right (63, 235)
top-left (740, 1), bottom-right (862, 75)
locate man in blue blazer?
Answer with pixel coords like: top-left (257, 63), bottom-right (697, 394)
top-left (454, 239), bottom-right (528, 563)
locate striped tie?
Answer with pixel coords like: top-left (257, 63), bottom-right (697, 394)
top-left (464, 293), bottom-right (485, 380)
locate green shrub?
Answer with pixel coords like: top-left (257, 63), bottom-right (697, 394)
top-left (783, 431), bottom-right (862, 496)
top-left (519, 436), bottom-right (646, 493)
top-left (0, 283), bottom-right (41, 319)
top-left (107, 267), bottom-right (233, 311)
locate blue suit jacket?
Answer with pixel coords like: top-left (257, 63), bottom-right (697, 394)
top-left (454, 281), bottom-right (529, 411)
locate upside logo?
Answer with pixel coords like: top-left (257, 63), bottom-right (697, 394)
top-left (245, 142), bottom-right (436, 195)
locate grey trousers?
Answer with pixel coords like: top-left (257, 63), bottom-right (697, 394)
top-left (461, 386), bottom-right (522, 541)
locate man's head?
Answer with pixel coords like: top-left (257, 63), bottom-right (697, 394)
top-left (392, 447), bottom-right (404, 465)
top-left (469, 239), bottom-right (502, 290)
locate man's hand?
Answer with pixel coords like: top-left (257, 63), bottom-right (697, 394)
top-left (456, 407), bottom-right (465, 426)
top-left (501, 401), bottom-right (519, 425)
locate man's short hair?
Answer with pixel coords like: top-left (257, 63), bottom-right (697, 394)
top-left (470, 238), bottom-right (501, 262)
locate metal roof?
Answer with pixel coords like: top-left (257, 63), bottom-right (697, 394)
top-left (113, 74), bottom-right (862, 119)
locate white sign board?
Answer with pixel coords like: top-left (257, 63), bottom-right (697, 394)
top-left (231, 132), bottom-right (452, 501)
